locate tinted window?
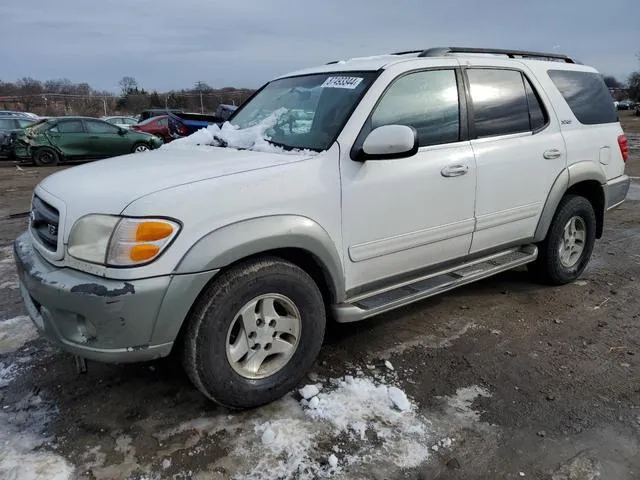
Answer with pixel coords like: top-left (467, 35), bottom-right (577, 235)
top-left (371, 69), bottom-right (459, 147)
top-left (57, 120), bottom-right (84, 133)
top-left (0, 118), bottom-right (15, 129)
top-left (524, 78), bottom-right (547, 130)
top-left (158, 117), bottom-right (168, 127)
top-left (548, 70), bottom-right (617, 125)
top-left (124, 118), bottom-right (138, 125)
top-left (86, 120), bottom-right (119, 134)
top-left (468, 69), bottom-right (530, 137)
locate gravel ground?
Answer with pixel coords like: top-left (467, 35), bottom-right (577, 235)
top-left (0, 114), bottom-right (639, 480)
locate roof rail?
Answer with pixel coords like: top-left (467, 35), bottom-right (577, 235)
top-left (417, 47), bottom-right (575, 63)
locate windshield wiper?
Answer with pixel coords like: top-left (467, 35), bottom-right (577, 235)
top-left (265, 138), bottom-right (321, 153)
top-left (212, 134), bottom-right (228, 148)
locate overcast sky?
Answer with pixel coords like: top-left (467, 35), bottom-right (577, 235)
top-left (2, 0), bottom-right (638, 92)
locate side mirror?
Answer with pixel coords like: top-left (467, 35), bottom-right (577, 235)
top-left (359, 125), bottom-right (418, 160)
top-left (118, 128), bottom-right (126, 135)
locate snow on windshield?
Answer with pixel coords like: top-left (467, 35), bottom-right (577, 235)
top-left (163, 108), bottom-right (317, 155)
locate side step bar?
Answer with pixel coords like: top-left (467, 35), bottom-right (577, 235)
top-left (333, 245), bottom-right (538, 323)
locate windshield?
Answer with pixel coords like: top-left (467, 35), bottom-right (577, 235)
top-left (228, 71), bottom-right (377, 151)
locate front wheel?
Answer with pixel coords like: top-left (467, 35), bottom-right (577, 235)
top-left (529, 195), bottom-right (596, 285)
top-left (132, 143), bottom-right (150, 153)
top-left (181, 257), bottom-right (326, 409)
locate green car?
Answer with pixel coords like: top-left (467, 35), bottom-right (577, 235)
top-left (15, 116), bottom-right (164, 166)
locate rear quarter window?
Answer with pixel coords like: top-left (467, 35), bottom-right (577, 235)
top-left (547, 70), bottom-right (617, 125)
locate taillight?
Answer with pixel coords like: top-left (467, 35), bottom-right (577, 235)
top-left (179, 126), bottom-right (188, 135)
top-left (618, 135), bottom-right (629, 163)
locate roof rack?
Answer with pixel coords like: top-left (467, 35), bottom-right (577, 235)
top-left (417, 47), bottom-right (575, 63)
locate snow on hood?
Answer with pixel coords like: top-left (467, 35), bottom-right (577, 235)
top-left (164, 107), bottom-right (318, 155)
top-left (37, 109), bottom-right (318, 217)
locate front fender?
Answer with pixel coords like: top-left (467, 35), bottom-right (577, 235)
top-left (175, 215), bottom-right (345, 301)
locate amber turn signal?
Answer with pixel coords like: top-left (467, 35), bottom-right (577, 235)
top-left (135, 221), bottom-right (174, 242)
top-left (129, 244), bottom-right (161, 262)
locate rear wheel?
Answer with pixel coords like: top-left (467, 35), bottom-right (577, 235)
top-left (33, 147), bottom-right (59, 166)
top-left (529, 195), bottom-right (596, 285)
top-left (132, 143), bottom-right (150, 153)
top-left (181, 257), bottom-right (326, 409)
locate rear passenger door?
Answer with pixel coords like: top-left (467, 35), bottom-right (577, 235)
top-left (46, 119), bottom-right (88, 158)
top-left (464, 60), bottom-right (566, 253)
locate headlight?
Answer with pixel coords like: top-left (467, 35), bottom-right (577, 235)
top-left (68, 215), bottom-right (180, 266)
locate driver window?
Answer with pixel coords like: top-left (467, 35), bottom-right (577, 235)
top-left (371, 69), bottom-right (460, 147)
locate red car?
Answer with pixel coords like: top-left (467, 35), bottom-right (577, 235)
top-left (131, 115), bottom-right (171, 142)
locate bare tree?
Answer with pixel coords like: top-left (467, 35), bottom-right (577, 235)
top-left (118, 76), bottom-right (139, 95)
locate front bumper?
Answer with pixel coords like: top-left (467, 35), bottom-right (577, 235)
top-left (13, 232), bottom-right (217, 363)
top-left (606, 174), bottom-right (631, 211)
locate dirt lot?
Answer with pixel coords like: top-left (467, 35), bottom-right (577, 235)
top-left (1, 113), bottom-right (639, 480)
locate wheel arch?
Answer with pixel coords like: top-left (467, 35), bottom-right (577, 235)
top-left (534, 163), bottom-right (606, 241)
top-left (175, 215), bottom-right (345, 304)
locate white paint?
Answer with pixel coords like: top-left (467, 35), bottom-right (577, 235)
top-left (0, 316), bottom-right (39, 355)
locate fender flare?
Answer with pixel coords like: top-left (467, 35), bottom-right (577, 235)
top-left (534, 162), bottom-right (606, 242)
top-left (175, 215), bottom-right (345, 301)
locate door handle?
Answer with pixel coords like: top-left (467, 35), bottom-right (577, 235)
top-left (543, 149), bottom-right (562, 160)
top-left (441, 164), bottom-right (469, 177)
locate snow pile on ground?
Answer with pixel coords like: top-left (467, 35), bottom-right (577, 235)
top-left (0, 315), bottom-right (39, 354)
top-left (162, 108), bottom-right (316, 155)
top-left (302, 376), bottom-right (429, 468)
top-left (0, 246), bottom-right (19, 290)
top-left (0, 392), bottom-right (74, 480)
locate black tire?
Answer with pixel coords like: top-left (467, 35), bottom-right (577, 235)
top-left (181, 257), bottom-right (326, 409)
top-left (33, 147), bottom-right (59, 166)
top-left (529, 195), bottom-right (596, 285)
top-left (131, 142), bottom-right (150, 153)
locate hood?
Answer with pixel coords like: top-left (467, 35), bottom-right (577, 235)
top-left (38, 146), bottom-right (311, 215)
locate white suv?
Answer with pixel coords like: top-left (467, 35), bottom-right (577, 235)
top-left (14, 47), bottom-right (630, 408)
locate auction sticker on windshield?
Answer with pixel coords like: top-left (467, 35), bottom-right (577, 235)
top-left (321, 76), bottom-right (364, 89)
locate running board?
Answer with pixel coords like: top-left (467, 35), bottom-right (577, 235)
top-left (333, 245), bottom-right (538, 323)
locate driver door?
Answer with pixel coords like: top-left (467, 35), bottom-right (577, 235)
top-left (340, 67), bottom-right (477, 291)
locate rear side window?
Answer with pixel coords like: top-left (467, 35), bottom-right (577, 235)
top-left (468, 69), bottom-right (531, 137)
top-left (0, 118), bottom-right (14, 129)
top-left (57, 120), bottom-right (84, 133)
top-left (371, 69), bottom-right (460, 147)
top-left (547, 70), bottom-right (617, 125)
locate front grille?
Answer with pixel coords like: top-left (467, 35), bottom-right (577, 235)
top-left (30, 195), bottom-right (59, 251)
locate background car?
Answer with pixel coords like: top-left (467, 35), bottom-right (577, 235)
top-left (0, 110), bottom-right (39, 119)
top-left (130, 115), bottom-right (171, 142)
top-left (102, 116), bottom-right (139, 129)
top-left (15, 116), bottom-right (163, 165)
top-left (0, 116), bottom-right (37, 158)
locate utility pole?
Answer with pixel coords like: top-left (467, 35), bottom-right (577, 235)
top-left (103, 97), bottom-right (108, 116)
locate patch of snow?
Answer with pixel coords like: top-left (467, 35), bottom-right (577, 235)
top-left (0, 361), bottom-right (18, 388)
top-left (0, 247), bottom-right (19, 291)
top-left (299, 384), bottom-right (321, 400)
top-left (161, 458), bottom-right (171, 470)
top-left (443, 385), bottom-right (492, 422)
top-left (384, 360), bottom-right (394, 371)
top-left (0, 393), bottom-right (73, 480)
top-left (0, 316), bottom-right (39, 354)
top-left (328, 454), bottom-right (338, 468)
top-left (388, 386), bottom-right (411, 412)
top-left (308, 396), bottom-right (320, 409)
top-left (163, 108), bottom-right (317, 156)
